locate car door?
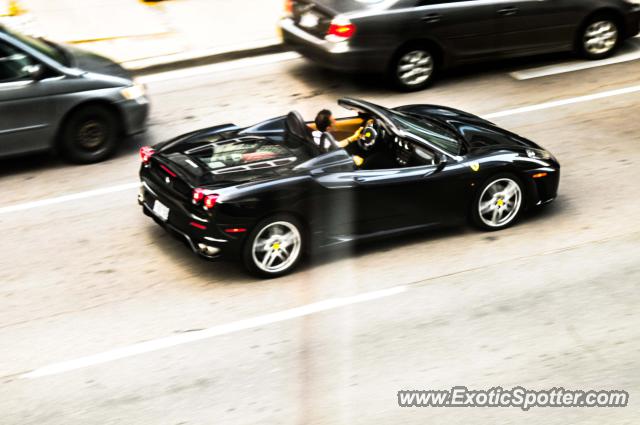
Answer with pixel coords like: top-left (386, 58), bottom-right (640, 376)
top-left (312, 147), bottom-right (467, 238)
top-left (410, 0), bottom-right (502, 61)
top-left (0, 39), bottom-right (59, 156)
top-left (495, 0), bottom-right (582, 55)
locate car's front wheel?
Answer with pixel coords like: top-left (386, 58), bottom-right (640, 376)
top-left (471, 174), bottom-right (524, 231)
top-left (243, 215), bottom-right (304, 278)
top-left (390, 46), bottom-right (437, 91)
top-left (60, 105), bottom-right (120, 164)
top-left (578, 16), bottom-right (620, 60)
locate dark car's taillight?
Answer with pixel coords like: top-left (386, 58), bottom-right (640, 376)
top-left (140, 146), bottom-right (155, 164)
top-left (326, 18), bottom-right (356, 42)
top-left (284, 0), bottom-right (293, 16)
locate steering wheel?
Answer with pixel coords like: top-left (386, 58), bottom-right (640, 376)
top-left (357, 120), bottom-right (381, 151)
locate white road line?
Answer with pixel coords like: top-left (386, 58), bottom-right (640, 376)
top-left (483, 84), bottom-right (640, 119)
top-left (1, 83), bottom-right (639, 216)
top-left (22, 285), bottom-right (406, 379)
top-left (511, 38), bottom-right (640, 80)
top-left (137, 51), bottom-right (302, 85)
top-left (0, 182), bottom-right (139, 215)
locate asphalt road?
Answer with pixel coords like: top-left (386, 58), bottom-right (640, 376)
top-left (1, 47), bottom-right (639, 424)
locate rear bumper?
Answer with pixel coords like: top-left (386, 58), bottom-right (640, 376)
top-left (280, 18), bottom-right (391, 73)
top-left (138, 177), bottom-right (245, 261)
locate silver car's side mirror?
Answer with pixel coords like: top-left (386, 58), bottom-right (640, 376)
top-left (24, 64), bottom-right (44, 81)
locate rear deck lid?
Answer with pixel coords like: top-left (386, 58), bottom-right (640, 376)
top-left (150, 136), bottom-right (303, 197)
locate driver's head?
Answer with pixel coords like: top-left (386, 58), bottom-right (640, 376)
top-left (315, 109), bottom-right (336, 132)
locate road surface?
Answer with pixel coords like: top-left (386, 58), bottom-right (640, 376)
top-left (1, 47), bottom-right (639, 424)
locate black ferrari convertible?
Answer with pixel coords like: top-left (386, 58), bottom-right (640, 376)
top-left (138, 98), bottom-right (559, 277)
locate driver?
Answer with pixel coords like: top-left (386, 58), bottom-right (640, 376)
top-left (313, 109), bottom-right (370, 166)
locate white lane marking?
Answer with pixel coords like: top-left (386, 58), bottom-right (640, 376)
top-left (511, 38), bottom-right (640, 80)
top-left (137, 51), bottom-right (302, 85)
top-left (22, 285), bottom-right (407, 379)
top-left (483, 84), bottom-right (640, 119)
top-left (0, 182), bottom-right (139, 215)
top-left (1, 83), bottom-right (639, 216)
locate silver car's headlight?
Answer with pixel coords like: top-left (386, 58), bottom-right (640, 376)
top-left (526, 148), bottom-right (553, 160)
top-left (120, 83), bottom-right (146, 101)
top-left (625, 0), bottom-right (640, 5)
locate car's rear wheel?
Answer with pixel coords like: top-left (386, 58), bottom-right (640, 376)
top-left (243, 215), bottom-right (304, 278)
top-left (471, 174), bottom-right (524, 231)
top-left (390, 46), bottom-right (437, 91)
top-left (578, 16), bottom-right (620, 60)
top-left (60, 105), bottom-right (120, 164)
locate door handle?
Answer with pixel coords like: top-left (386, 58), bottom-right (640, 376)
top-left (420, 13), bottom-right (441, 23)
top-left (497, 6), bottom-right (518, 16)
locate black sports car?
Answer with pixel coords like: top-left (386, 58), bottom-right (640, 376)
top-left (138, 98), bottom-right (560, 277)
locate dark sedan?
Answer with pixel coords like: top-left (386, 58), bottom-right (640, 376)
top-left (0, 25), bottom-right (149, 163)
top-left (281, 0), bottom-right (640, 90)
top-left (138, 98), bottom-right (560, 277)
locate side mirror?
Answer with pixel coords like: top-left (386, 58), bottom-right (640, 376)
top-left (24, 64), bottom-right (44, 81)
top-left (436, 153), bottom-right (448, 170)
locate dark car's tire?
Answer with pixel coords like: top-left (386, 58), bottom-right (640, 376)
top-left (59, 105), bottom-right (120, 164)
top-left (389, 46), bottom-right (437, 91)
top-left (242, 215), bottom-right (305, 278)
top-left (577, 15), bottom-right (620, 60)
top-left (471, 174), bottom-right (525, 231)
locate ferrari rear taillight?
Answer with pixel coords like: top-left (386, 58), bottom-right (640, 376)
top-left (140, 146), bottom-right (155, 164)
top-left (193, 189), bottom-right (219, 210)
top-left (203, 194), bottom-right (219, 210)
top-left (192, 188), bottom-right (206, 204)
top-left (326, 18), bottom-right (356, 42)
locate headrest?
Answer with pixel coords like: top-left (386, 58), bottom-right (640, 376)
top-left (284, 111), bottom-right (321, 155)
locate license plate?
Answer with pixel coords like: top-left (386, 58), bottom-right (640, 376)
top-left (152, 200), bottom-right (170, 222)
top-left (299, 12), bottom-right (319, 28)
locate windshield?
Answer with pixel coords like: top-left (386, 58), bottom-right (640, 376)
top-left (387, 110), bottom-right (461, 155)
top-left (4, 27), bottom-right (69, 66)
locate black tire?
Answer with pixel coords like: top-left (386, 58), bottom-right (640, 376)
top-left (471, 173), bottom-right (525, 231)
top-left (242, 214), bottom-right (305, 278)
top-left (59, 105), bottom-right (120, 164)
top-left (577, 15), bottom-right (621, 60)
top-left (389, 45), bottom-right (438, 92)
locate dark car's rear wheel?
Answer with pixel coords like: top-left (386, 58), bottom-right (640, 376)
top-left (60, 105), bottom-right (120, 164)
top-left (472, 174), bottom-right (524, 231)
top-left (243, 215), bottom-right (304, 278)
top-left (578, 16), bottom-right (620, 60)
top-left (390, 46), bottom-right (437, 91)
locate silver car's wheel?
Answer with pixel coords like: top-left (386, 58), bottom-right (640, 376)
top-left (477, 178), bottom-right (523, 229)
top-left (395, 49), bottom-right (434, 88)
top-left (251, 221), bottom-right (302, 275)
top-left (582, 20), bottom-right (618, 57)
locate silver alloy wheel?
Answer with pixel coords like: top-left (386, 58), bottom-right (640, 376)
top-left (397, 50), bottom-right (434, 86)
top-left (583, 20), bottom-right (618, 56)
top-left (478, 178), bottom-right (522, 228)
top-left (251, 221), bottom-right (302, 274)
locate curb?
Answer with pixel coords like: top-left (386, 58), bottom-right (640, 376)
top-left (126, 39), bottom-right (289, 75)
